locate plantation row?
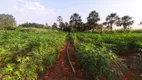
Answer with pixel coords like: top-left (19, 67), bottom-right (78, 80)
top-left (71, 33), bottom-right (142, 80)
top-left (0, 30), bottom-right (142, 80)
top-left (75, 33), bottom-right (142, 54)
top-left (0, 31), bottom-right (66, 80)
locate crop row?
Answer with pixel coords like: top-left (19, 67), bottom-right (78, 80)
top-left (76, 33), bottom-right (142, 55)
top-left (71, 33), bottom-right (142, 80)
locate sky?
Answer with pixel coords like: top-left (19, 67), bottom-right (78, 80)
top-left (0, 0), bottom-right (142, 29)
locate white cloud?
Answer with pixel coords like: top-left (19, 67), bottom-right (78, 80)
top-left (9, 0), bottom-right (56, 25)
top-left (12, 0), bottom-right (24, 2)
top-left (17, 1), bottom-right (55, 15)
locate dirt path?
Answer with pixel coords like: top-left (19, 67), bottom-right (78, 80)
top-left (39, 38), bottom-right (91, 80)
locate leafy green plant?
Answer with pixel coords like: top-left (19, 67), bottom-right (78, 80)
top-left (75, 42), bottom-right (126, 80)
top-left (76, 33), bottom-right (142, 55)
top-left (0, 31), bottom-right (66, 80)
top-left (135, 54), bottom-right (142, 76)
top-left (73, 32), bottom-right (142, 80)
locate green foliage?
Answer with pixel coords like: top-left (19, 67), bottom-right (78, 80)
top-left (52, 22), bottom-right (58, 30)
top-left (117, 15), bottom-right (134, 29)
top-left (87, 30), bottom-right (132, 34)
top-left (0, 31), bottom-right (66, 80)
top-left (131, 29), bottom-right (142, 33)
top-left (135, 54), bottom-right (142, 76)
top-left (87, 10), bottom-right (100, 31)
top-left (0, 14), bottom-right (16, 30)
top-left (5, 26), bottom-right (17, 30)
top-left (75, 38), bottom-right (125, 80)
top-left (70, 13), bottom-right (82, 31)
top-left (16, 27), bottom-right (53, 32)
top-left (18, 22), bottom-right (45, 28)
top-left (76, 33), bottom-right (142, 54)
top-left (72, 32), bottom-right (142, 80)
top-left (105, 13), bottom-right (119, 30)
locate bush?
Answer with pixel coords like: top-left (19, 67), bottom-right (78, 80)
top-left (20, 28), bottom-right (37, 32)
top-left (5, 26), bottom-right (17, 30)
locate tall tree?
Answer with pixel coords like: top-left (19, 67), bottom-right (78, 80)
top-left (57, 16), bottom-right (63, 23)
top-left (65, 22), bottom-right (69, 28)
top-left (83, 22), bottom-right (90, 31)
top-left (0, 14), bottom-right (16, 30)
top-left (87, 10), bottom-right (100, 31)
top-left (95, 24), bottom-right (104, 30)
top-left (57, 16), bottom-right (64, 31)
top-left (64, 22), bottom-right (69, 31)
top-left (116, 16), bottom-right (134, 29)
top-left (52, 22), bottom-right (58, 31)
top-left (103, 22), bottom-right (110, 29)
top-left (59, 22), bottom-right (65, 31)
top-left (70, 13), bottom-right (82, 31)
top-left (106, 13), bottom-right (119, 30)
top-left (45, 23), bottom-right (48, 27)
top-left (139, 22), bottom-right (142, 25)
top-left (79, 22), bottom-right (85, 31)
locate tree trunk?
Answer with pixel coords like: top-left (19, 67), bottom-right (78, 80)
top-left (124, 25), bottom-right (127, 30)
top-left (92, 25), bottom-right (95, 32)
top-left (62, 27), bottom-right (64, 32)
top-left (52, 28), bottom-right (54, 32)
top-left (110, 24), bottom-right (113, 31)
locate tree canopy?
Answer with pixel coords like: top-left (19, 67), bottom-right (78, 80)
top-left (52, 22), bottom-right (58, 30)
top-left (106, 13), bottom-right (119, 30)
top-left (57, 16), bottom-right (65, 31)
top-left (87, 10), bottom-right (100, 31)
top-left (116, 16), bottom-right (134, 29)
top-left (0, 14), bottom-right (16, 30)
top-left (0, 11), bottom-right (136, 31)
top-left (70, 13), bottom-right (82, 31)
top-left (139, 22), bottom-right (142, 25)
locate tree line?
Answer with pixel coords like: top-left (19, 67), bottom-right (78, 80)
top-left (0, 10), bottom-right (141, 31)
top-left (56, 11), bottom-right (134, 32)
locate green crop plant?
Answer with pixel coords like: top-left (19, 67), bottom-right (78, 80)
top-left (0, 31), bottom-right (66, 80)
top-left (76, 33), bottom-right (142, 55)
top-left (75, 42), bottom-right (126, 80)
top-left (72, 32), bottom-right (142, 80)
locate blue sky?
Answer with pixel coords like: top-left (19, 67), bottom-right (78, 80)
top-left (0, 0), bottom-right (142, 29)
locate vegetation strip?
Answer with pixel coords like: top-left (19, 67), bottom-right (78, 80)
top-left (70, 33), bottom-right (142, 80)
top-left (0, 31), bottom-right (66, 80)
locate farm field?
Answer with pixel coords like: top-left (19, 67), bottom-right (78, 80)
top-left (1, 0), bottom-right (142, 79)
top-left (72, 32), bottom-right (142, 80)
top-left (0, 30), bottom-right (142, 80)
top-left (0, 31), bottom-right (66, 80)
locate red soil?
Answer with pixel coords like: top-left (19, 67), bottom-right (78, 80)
top-left (120, 56), bottom-right (142, 80)
top-left (39, 38), bottom-right (91, 80)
